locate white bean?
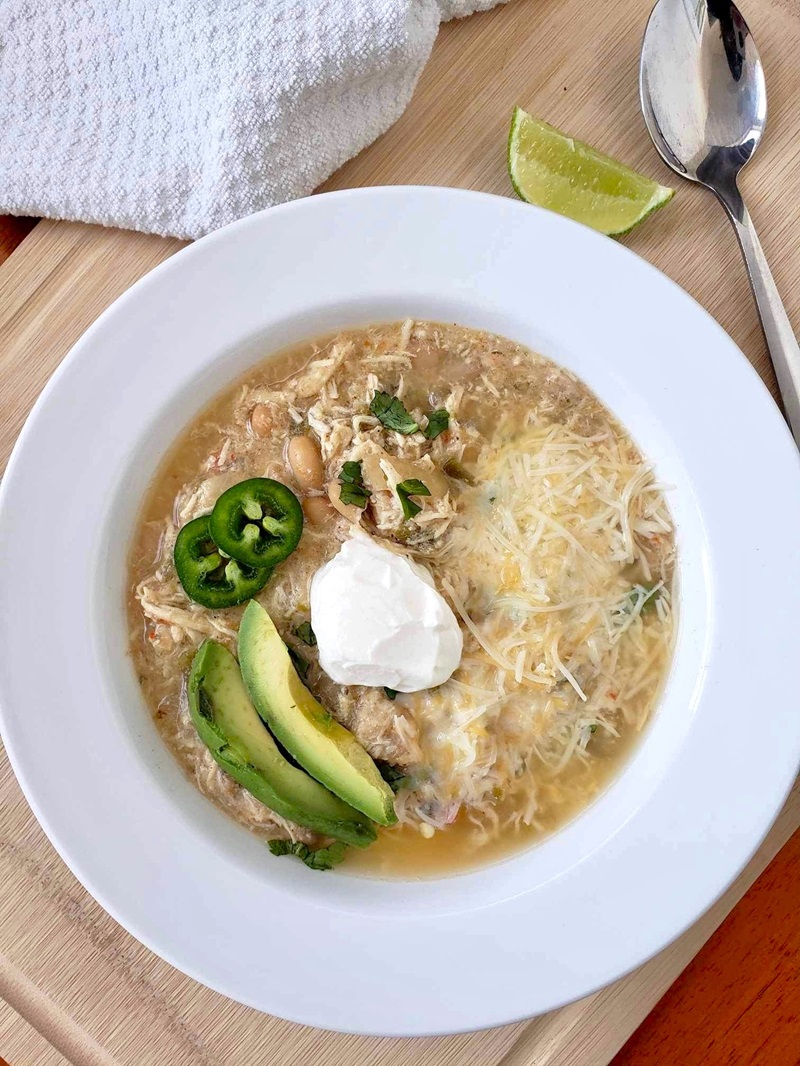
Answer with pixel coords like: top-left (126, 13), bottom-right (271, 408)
top-left (303, 496), bottom-right (336, 526)
top-left (250, 404), bottom-right (273, 439)
top-left (287, 435), bottom-right (325, 491)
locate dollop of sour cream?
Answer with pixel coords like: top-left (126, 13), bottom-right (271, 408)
top-left (310, 534), bottom-right (463, 693)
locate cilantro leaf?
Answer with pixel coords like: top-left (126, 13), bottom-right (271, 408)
top-left (338, 460), bottom-right (371, 509)
top-left (619, 584), bottom-right (660, 616)
top-left (383, 687), bottom-right (398, 701)
top-left (268, 839), bottom-right (348, 871)
top-left (340, 460), bottom-right (365, 484)
top-left (302, 842), bottom-right (348, 870)
top-left (396, 477), bottom-right (431, 520)
top-left (294, 621), bottom-right (317, 647)
top-left (288, 646), bottom-right (310, 680)
top-left (268, 839), bottom-right (295, 857)
top-left (376, 760), bottom-right (410, 793)
top-left (423, 409), bottom-right (449, 440)
top-left (369, 392), bottom-right (419, 435)
top-left (339, 483), bottom-right (370, 508)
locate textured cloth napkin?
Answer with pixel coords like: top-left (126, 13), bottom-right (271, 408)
top-left (0, 0), bottom-right (504, 240)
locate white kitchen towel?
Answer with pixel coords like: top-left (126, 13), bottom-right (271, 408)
top-left (0, 0), bottom-right (505, 240)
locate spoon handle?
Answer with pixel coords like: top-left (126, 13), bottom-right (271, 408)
top-left (718, 187), bottom-right (800, 443)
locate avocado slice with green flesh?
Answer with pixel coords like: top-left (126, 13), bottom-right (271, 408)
top-left (187, 640), bottom-right (376, 848)
top-left (239, 601), bottom-right (398, 826)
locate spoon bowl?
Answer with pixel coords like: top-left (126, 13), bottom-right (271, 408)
top-left (640, 0), bottom-right (800, 442)
top-left (641, 0), bottom-right (767, 186)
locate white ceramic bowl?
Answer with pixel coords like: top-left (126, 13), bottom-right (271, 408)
top-left (1, 188), bottom-right (799, 1035)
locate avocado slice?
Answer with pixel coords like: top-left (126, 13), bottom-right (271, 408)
top-left (187, 640), bottom-right (376, 848)
top-left (239, 601), bottom-right (398, 826)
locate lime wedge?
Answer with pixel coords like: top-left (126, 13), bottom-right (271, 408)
top-left (508, 107), bottom-right (674, 236)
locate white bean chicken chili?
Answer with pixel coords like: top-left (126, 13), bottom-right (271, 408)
top-left (128, 320), bottom-right (676, 876)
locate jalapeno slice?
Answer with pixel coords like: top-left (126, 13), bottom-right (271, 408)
top-left (209, 478), bottom-right (304, 569)
top-left (174, 516), bottom-right (272, 609)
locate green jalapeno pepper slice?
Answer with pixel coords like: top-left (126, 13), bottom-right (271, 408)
top-left (209, 478), bottom-right (303, 569)
top-left (174, 515), bottom-right (272, 609)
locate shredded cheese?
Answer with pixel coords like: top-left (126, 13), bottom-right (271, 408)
top-left (400, 421), bottom-right (675, 838)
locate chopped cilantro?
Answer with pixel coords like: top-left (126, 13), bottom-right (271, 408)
top-left (376, 760), bottom-right (410, 793)
top-left (423, 409), bottom-right (450, 440)
top-left (294, 621), bottom-right (317, 647)
top-left (339, 483), bottom-right (369, 508)
top-left (268, 839), bottom-right (348, 871)
top-left (620, 585), bottom-right (660, 616)
top-left (338, 460), bottom-right (371, 509)
top-left (340, 460), bottom-right (364, 483)
top-left (383, 687), bottom-right (398, 701)
top-left (287, 646), bottom-right (309, 680)
top-left (396, 477), bottom-right (431, 520)
top-left (369, 391), bottom-right (419, 435)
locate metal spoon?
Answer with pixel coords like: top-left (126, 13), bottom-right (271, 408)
top-left (640, 0), bottom-right (800, 442)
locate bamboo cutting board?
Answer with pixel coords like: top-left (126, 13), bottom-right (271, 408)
top-left (1, 0), bottom-right (799, 1063)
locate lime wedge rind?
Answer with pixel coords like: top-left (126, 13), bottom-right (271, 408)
top-left (507, 107), bottom-right (674, 237)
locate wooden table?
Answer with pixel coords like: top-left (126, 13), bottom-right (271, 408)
top-left (0, 0), bottom-right (798, 1063)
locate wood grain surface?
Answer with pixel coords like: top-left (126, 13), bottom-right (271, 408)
top-left (0, 219), bottom-right (36, 264)
top-left (0, 0), bottom-right (799, 1063)
top-left (614, 829), bottom-right (800, 1066)
top-left (0, 1000), bottom-right (70, 1066)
